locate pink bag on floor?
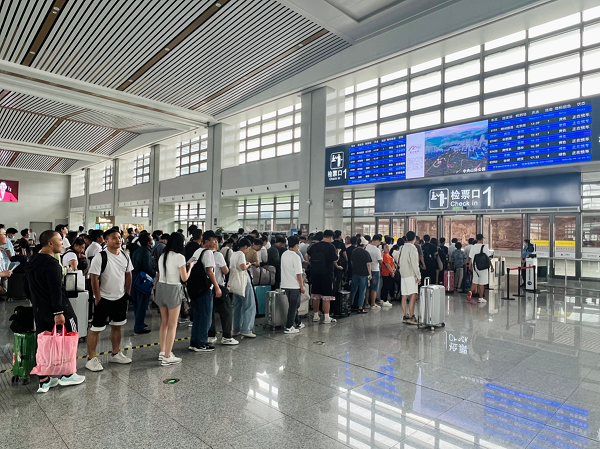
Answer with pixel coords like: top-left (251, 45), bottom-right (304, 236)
top-left (30, 325), bottom-right (79, 376)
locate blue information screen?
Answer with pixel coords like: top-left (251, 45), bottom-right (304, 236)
top-left (325, 97), bottom-right (599, 187)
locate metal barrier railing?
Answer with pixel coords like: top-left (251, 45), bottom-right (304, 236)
top-left (537, 256), bottom-right (600, 293)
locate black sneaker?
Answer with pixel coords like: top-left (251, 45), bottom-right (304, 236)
top-left (403, 315), bottom-right (410, 323)
top-left (134, 329), bottom-right (151, 335)
top-left (188, 344), bottom-right (215, 352)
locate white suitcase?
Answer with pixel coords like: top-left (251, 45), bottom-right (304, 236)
top-left (297, 296), bottom-right (309, 317)
top-left (418, 278), bottom-right (445, 330)
top-left (70, 291), bottom-right (89, 339)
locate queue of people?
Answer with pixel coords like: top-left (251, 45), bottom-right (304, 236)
top-left (2, 220), bottom-right (499, 395)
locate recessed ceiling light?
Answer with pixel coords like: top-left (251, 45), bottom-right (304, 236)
top-left (53, 6), bottom-right (60, 10)
top-left (164, 47), bottom-right (170, 51)
top-left (298, 44), bottom-right (303, 47)
top-left (216, 2), bottom-right (221, 6)
top-left (129, 79), bottom-right (133, 82)
top-left (30, 51), bottom-right (35, 54)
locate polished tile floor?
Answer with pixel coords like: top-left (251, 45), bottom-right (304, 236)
top-left (0, 285), bottom-right (599, 449)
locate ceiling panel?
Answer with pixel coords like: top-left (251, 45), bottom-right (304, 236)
top-left (0, 108), bottom-right (56, 142)
top-left (0, 91), bottom-right (83, 116)
top-left (50, 158), bottom-right (77, 173)
top-left (44, 120), bottom-right (117, 152)
top-left (93, 131), bottom-right (138, 156)
top-left (0, 0), bottom-right (350, 116)
top-left (0, 149), bottom-right (16, 165)
top-left (11, 152), bottom-right (58, 171)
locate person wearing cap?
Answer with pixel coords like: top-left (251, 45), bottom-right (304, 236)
top-left (349, 237), bottom-right (371, 314)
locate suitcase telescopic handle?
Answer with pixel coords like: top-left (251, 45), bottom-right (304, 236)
top-left (424, 277), bottom-right (430, 286)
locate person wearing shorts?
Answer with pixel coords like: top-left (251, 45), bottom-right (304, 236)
top-left (86, 228), bottom-right (133, 372)
top-left (396, 231), bottom-right (421, 325)
top-left (307, 230), bottom-right (339, 324)
top-left (467, 234), bottom-right (493, 304)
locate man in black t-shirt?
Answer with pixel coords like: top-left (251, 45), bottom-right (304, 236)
top-left (421, 234), bottom-right (438, 283)
top-left (349, 237), bottom-right (371, 313)
top-left (345, 237), bottom-right (357, 286)
top-left (332, 230), bottom-right (347, 291)
top-left (307, 230), bottom-right (339, 324)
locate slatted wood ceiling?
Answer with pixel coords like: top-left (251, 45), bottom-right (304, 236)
top-left (0, 148), bottom-right (77, 173)
top-left (0, 0), bottom-right (350, 116)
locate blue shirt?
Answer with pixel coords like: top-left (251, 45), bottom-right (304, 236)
top-left (1, 239), bottom-right (14, 266)
top-left (451, 249), bottom-right (465, 269)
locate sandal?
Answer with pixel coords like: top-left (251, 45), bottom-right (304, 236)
top-left (356, 309), bottom-right (368, 314)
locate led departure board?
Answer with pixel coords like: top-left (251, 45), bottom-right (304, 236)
top-left (487, 104), bottom-right (592, 170)
top-left (325, 97), bottom-right (599, 187)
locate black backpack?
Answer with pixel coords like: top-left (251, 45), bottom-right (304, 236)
top-left (97, 250), bottom-right (130, 285)
top-left (186, 249), bottom-right (211, 298)
top-left (473, 246), bottom-right (491, 271)
top-left (527, 243), bottom-right (535, 253)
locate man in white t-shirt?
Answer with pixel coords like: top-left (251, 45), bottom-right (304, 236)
top-left (86, 229), bottom-right (133, 372)
top-left (280, 235), bottom-right (306, 334)
top-left (467, 233), bottom-right (493, 304)
top-left (207, 240), bottom-right (238, 346)
top-left (189, 231), bottom-right (222, 352)
top-left (365, 235), bottom-right (383, 310)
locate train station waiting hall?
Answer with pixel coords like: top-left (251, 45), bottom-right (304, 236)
top-left (2, 1), bottom-right (600, 448)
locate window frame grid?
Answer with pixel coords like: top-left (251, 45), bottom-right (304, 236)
top-left (176, 134), bottom-right (208, 177)
top-left (133, 152), bottom-right (151, 185)
top-left (102, 165), bottom-right (113, 192)
top-left (238, 104), bottom-right (301, 165)
top-left (333, 10), bottom-right (600, 145)
top-left (237, 195), bottom-right (300, 231)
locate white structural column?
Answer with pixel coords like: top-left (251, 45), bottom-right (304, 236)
top-left (299, 87), bottom-right (328, 232)
top-left (207, 124), bottom-right (224, 229)
top-left (112, 159), bottom-right (120, 216)
top-left (83, 168), bottom-right (90, 229)
top-left (150, 144), bottom-right (161, 229)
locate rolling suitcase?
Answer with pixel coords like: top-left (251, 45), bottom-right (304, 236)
top-left (297, 296), bottom-right (309, 317)
top-left (70, 291), bottom-right (89, 340)
top-left (254, 285), bottom-right (270, 316)
top-left (418, 278), bottom-right (445, 330)
top-left (266, 289), bottom-right (289, 329)
top-left (12, 332), bottom-right (36, 385)
top-left (444, 270), bottom-right (454, 292)
top-left (331, 290), bottom-right (351, 318)
top-left (463, 265), bottom-right (472, 290)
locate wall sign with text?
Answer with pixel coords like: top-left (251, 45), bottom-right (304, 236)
top-left (326, 96), bottom-right (600, 187)
top-left (374, 173), bottom-right (580, 214)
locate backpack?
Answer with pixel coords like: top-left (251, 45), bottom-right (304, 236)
top-left (527, 243), bottom-right (535, 253)
top-left (423, 243), bottom-right (437, 268)
top-left (473, 246), bottom-right (491, 271)
top-left (185, 249), bottom-right (211, 298)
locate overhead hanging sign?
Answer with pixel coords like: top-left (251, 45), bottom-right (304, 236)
top-left (374, 173), bottom-right (580, 213)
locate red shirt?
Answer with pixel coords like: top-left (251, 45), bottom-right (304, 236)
top-left (381, 253), bottom-right (395, 277)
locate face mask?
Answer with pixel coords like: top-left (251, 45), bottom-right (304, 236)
top-left (151, 240), bottom-right (156, 248)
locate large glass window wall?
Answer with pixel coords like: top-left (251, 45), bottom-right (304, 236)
top-left (327, 7), bottom-right (600, 147)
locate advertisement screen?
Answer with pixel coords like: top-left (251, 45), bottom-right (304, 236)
top-left (325, 96), bottom-right (597, 187)
top-left (0, 179), bottom-right (18, 202)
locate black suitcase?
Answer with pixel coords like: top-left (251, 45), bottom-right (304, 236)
top-left (331, 290), bottom-right (351, 318)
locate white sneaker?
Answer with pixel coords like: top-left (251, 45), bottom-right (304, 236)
top-left (371, 304), bottom-right (382, 310)
top-left (241, 332), bottom-right (256, 338)
top-left (109, 352), bottom-right (132, 364)
top-left (477, 298), bottom-right (487, 304)
top-left (37, 377), bottom-right (59, 393)
top-left (58, 373), bottom-right (85, 387)
top-left (382, 301), bottom-right (393, 308)
top-left (323, 316), bottom-right (337, 324)
top-left (85, 357), bottom-right (104, 372)
top-left (158, 352), bottom-right (165, 361)
top-left (284, 327), bottom-right (300, 334)
top-left (207, 337), bottom-right (218, 344)
top-left (221, 337), bottom-right (240, 345)
top-left (312, 313), bottom-right (320, 322)
top-left (161, 354), bottom-right (182, 366)
top-left (296, 323), bottom-right (306, 330)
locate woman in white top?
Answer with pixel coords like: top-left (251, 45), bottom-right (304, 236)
top-left (155, 233), bottom-right (194, 366)
top-left (228, 238), bottom-right (256, 337)
top-left (61, 238), bottom-right (86, 271)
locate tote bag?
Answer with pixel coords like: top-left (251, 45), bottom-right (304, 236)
top-left (30, 325), bottom-right (78, 377)
top-left (228, 269), bottom-right (246, 296)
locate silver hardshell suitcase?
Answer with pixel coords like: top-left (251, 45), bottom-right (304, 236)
top-left (266, 289), bottom-right (289, 329)
top-left (418, 278), bottom-right (445, 330)
top-left (70, 291), bottom-right (89, 339)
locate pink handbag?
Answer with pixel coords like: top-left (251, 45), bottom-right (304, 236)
top-left (30, 325), bottom-right (78, 376)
